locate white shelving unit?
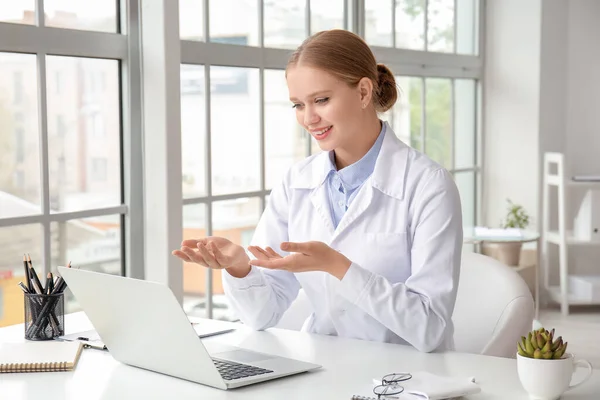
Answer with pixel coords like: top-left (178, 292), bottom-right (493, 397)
top-left (541, 152), bottom-right (600, 315)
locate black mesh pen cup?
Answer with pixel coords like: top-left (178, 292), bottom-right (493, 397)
top-left (24, 292), bottom-right (65, 340)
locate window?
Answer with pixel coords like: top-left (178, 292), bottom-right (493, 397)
top-left (15, 127), bottom-right (25, 163)
top-left (0, 1), bottom-right (130, 328)
top-left (179, 1), bottom-right (482, 321)
top-left (13, 71), bottom-right (23, 104)
top-left (365, 0), bottom-right (478, 54)
top-left (1, 1), bottom-right (481, 328)
top-left (91, 158), bottom-right (107, 182)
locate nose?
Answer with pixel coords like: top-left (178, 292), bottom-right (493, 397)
top-left (303, 106), bottom-right (320, 127)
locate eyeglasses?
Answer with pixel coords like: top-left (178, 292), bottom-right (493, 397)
top-left (372, 373), bottom-right (412, 399)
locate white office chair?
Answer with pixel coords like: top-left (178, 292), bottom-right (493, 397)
top-left (453, 250), bottom-right (534, 358)
top-left (275, 250), bottom-right (534, 359)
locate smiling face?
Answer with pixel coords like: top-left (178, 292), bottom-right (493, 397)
top-left (286, 65), bottom-right (369, 153)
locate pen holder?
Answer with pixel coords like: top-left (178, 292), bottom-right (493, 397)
top-left (24, 292), bottom-right (65, 341)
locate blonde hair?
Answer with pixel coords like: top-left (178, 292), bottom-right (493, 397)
top-left (286, 29), bottom-right (398, 113)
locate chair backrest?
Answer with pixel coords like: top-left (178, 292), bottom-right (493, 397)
top-left (452, 250), bottom-right (534, 358)
top-left (275, 250), bottom-right (534, 358)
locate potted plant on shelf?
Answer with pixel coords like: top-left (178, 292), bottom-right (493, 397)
top-left (516, 327), bottom-right (592, 399)
top-left (483, 199), bottom-right (530, 266)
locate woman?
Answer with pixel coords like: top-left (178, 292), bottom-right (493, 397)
top-left (173, 29), bottom-right (463, 353)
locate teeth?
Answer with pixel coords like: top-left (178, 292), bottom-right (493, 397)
top-left (314, 126), bottom-right (331, 135)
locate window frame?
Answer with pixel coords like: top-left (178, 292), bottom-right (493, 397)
top-left (0, 0), bottom-right (144, 283)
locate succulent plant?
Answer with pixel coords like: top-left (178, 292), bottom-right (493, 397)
top-left (517, 327), bottom-right (568, 359)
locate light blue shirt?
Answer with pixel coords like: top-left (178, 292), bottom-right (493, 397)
top-left (325, 122), bottom-right (386, 228)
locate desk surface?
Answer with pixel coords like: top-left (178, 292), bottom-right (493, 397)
top-left (0, 312), bottom-right (598, 399)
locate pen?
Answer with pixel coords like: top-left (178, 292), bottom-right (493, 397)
top-left (17, 282), bottom-right (30, 294)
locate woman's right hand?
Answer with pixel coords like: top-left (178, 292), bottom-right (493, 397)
top-left (172, 236), bottom-right (251, 278)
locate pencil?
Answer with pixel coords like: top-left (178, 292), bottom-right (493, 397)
top-left (28, 265), bottom-right (44, 295)
top-left (46, 272), bottom-right (54, 295)
top-left (23, 254), bottom-right (31, 291)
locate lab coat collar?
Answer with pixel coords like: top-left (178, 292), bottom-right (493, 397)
top-left (290, 121), bottom-right (409, 200)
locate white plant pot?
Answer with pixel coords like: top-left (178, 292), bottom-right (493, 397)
top-left (517, 353), bottom-right (593, 399)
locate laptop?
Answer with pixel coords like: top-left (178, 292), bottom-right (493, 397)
top-left (58, 267), bottom-right (321, 390)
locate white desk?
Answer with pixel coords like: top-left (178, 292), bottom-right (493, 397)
top-left (1, 312), bottom-right (598, 399)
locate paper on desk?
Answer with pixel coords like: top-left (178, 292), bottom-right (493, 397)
top-left (372, 371), bottom-right (481, 400)
top-left (56, 323), bottom-right (235, 352)
top-left (56, 330), bottom-right (107, 350)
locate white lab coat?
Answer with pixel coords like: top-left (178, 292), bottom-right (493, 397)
top-left (222, 122), bottom-right (463, 353)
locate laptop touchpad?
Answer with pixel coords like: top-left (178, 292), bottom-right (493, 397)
top-left (216, 350), bottom-right (275, 363)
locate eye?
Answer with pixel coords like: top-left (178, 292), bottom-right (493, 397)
top-left (291, 103), bottom-right (303, 109)
top-left (315, 97), bottom-right (329, 104)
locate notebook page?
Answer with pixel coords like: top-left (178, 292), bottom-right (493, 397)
top-left (0, 341), bottom-right (83, 367)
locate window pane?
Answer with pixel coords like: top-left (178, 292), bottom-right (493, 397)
top-left (211, 67), bottom-right (259, 196)
top-left (182, 204), bottom-right (207, 318)
top-left (46, 56), bottom-right (121, 213)
top-left (0, 2), bottom-right (35, 24)
top-left (44, 0), bottom-right (118, 33)
top-left (210, 0), bottom-right (258, 46)
top-left (425, 78), bottom-right (451, 169)
top-left (0, 53), bottom-right (42, 218)
top-left (395, 0), bottom-right (425, 50)
top-left (365, 0), bottom-right (393, 47)
top-left (454, 171), bottom-right (475, 229)
top-left (427, 0), bottom-right (455, 53)
top-left (181, 64), bottom-right (207, 198)
top-left (311, 0), bottom-right (344, 34)
top-left (264, 0), bottom-right (306, 49)
top-left (456, 0), bottom-right (478, 55)
top-left (0, 224), bottom-right (42, 327)
top-left (180, 0), bottom-right (204, 41)
top-left (212, 197), bottom-right (261, 320)
top-left (51, 216), bottom-right (122, 313)
top-left (454, 79), bottom-right (476, 169)
top-left (265, 70), bottom-right (308, 190)
top-left (391, 76), bottom-right (422, 151)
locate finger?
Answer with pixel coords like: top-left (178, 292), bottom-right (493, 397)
top-left (265, 246), bottom-right (282, 258)
top-left (248, 246), bottom-right (271, 260)
top-left (280, 242), bottom-right (311, 255)
top-left (197, 243), bottom-right (222, 269)
top-left (180, 246), bottom-right (209, 267)
top-left (249, 257), bottom-right (294, 270)
top-left (182, 238), bottom-right (210, 247)
top-left (209, 243), bottom-right (226, 264)
top-left (172, 250), bottom-right (192, 263)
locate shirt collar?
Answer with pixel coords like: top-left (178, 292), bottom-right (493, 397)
top-left (323, 121), bottom-right (387, 190)
top-left (291, 120), bottom-right (409, 200)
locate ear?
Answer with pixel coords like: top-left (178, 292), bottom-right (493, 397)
top-left (357, 77), bottom-right (374, 107)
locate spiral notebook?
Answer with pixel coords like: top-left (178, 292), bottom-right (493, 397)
top-left (0, 341), bottom-right (84, 373)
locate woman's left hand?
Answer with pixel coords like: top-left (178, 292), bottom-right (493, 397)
top-left (248, 241), bottom-right (352, 280)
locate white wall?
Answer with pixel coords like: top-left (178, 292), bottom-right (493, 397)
top-left (485, 0), bottom-right (600, 281)
top-left (565, 1), bottom-right (600, 177)
top-left (483, 0), bottom-right (541, 229)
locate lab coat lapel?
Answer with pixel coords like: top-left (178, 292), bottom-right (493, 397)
top-left (332, 180), bottom-right (373, 241)
top-left (310, 183), bottom-right (336, 236)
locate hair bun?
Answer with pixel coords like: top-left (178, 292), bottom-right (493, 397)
top-left (375, 64), bottom-right (398, 113)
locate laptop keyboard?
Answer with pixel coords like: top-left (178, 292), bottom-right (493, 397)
top-left (212, 358), bottom-right (273, 381)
